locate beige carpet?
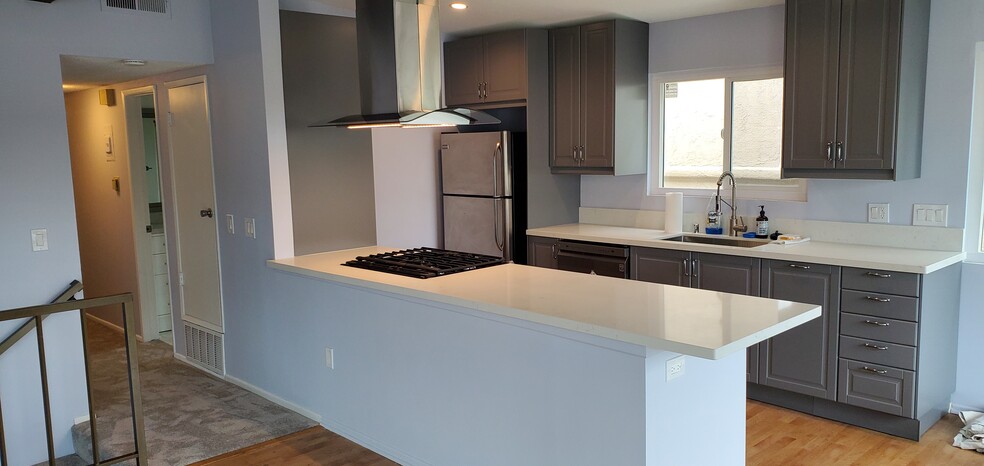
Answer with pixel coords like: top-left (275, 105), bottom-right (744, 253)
top-left (65, 318), bottom-right (317, 466)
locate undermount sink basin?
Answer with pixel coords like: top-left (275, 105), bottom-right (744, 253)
top-left (660, 234), bottom-right (770, 248)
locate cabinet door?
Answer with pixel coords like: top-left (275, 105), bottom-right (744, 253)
top-left (631, 247), bottom-right (690, 287)
top-left (781, 0), bottom-right (842, 171)
top-left (760, 260), bottom-right (841, 400)
top-left (483, 30), bottom-right (527, 103)
top-left (444, 36), bottom-right (485, 106)
top-left (836, 0), bottom-right (902, 170)
top-left (527, 236), bottom-right (559, 269)
top-left (549, 26), bottom-right (580, 168)
top-left (693, 253), bottom-right (761, 383)
top-left (579, 21), bottom-right (615, 169)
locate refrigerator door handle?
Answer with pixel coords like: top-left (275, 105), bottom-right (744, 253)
top-left (491, 142), bottom-right (501, 197)
top-left (493, 198), bottom-right (504, 251)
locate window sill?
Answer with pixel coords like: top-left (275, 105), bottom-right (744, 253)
top-left (649, 183), bottom-right (808, 203)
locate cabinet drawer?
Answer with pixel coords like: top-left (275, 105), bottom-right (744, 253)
top-left (838, 359), bottom-right (915, 418)
top-left (841, 290), bottom-right (918, 322)
top-left (839, 336), bottom-right (916, 371)
top-left (151, 235), bottom-right (166, 254)
top-left (842, 267), bottom-right (919, 297)
top-left (840, 313), bottom-right (918, 346)
top-left (152, 254), bottom-right (168, 275)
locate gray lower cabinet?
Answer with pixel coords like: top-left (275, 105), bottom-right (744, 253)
top-left (759, 260), bottom-right (841, 400)
top-left (526, 236), bottom-right (559, 269)
top-left (632, 247), bottom-right (761, 381)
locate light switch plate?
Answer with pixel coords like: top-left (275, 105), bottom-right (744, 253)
top-left (867, 203), bottom-right (889, 223)
top-left (244, 217), bottom-right (256, 239)
top-left (912, 204), bottom-right (948, 227)
top-left (225, 214), bottom-right (235, 235)
top-left (31, 228), bottom-right (48, 251)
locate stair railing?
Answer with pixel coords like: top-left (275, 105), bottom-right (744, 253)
top-left (0, 289), bottom-right (147, 466)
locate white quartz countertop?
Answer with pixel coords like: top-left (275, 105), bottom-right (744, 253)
top-left (527, 224), bottom-right (965, 274)
top-left (268, 247), bottom-right (820, 360)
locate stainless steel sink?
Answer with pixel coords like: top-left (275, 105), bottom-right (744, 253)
top-left (660, 234), bottom-right (770, 248)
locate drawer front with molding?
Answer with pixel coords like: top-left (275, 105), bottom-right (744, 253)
top-left (841, 290), bottom-right (918, 322)
top-left (152, 254), bottom-right (168, 275)
top-left (840, 312), bottom-right (918, 346)
top-left (838, 359), bottom-right (915, 418)
top-left (839, 336), bottom-right (916, 371)
top-left (842, 267), bottom-right (919, 297)
top-left (151, 235), bottom-right (166, 254)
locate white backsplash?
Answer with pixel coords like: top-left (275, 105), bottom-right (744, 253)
top-left (579, 207), bottom-right (964, 252)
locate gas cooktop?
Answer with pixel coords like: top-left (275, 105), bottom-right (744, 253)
top-left (343, 247), bottom-right (505, 279)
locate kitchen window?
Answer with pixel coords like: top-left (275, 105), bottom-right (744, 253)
top-left (648, 67), bottom-right (806, 201)
top-left (967, 42), bottom-right (984, 263)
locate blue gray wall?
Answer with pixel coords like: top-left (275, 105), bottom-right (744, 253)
top-left (0, 1), bottom-right (213, 463)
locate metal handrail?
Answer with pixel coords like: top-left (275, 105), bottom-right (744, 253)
top-left (0, 292), bottom-right (147, 466)
top-left (0, 280), bottom-right (83, 356)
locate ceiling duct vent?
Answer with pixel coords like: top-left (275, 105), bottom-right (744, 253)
top-left (102, 0), bottom-right (169, 16)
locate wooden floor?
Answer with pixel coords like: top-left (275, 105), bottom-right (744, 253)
top-left (193, 402), bottom-right (983, 465)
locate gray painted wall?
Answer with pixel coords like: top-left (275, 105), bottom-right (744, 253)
top-left (0, 1), bottom-right (212, 463)
top-left (280, 11), bottom-right (377, 255)
top-left (581, 2), bottom-right (984, 411)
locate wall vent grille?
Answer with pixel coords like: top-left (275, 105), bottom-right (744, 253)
top-left (183, 322), bottom-right (224, 374)
top-left (102, 0), bottom-right (169, 15)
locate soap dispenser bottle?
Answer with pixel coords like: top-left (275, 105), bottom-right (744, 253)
top-left (755, 205), bottom-right (769, 239)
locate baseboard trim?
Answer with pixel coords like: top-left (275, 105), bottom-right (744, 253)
top-left (319, 417), bottom-right (432, 466)
top-left (949, 402), bottom-right (984, 414)
top-left (221, 374), bottom-right (322, 423)
top-left (85, 314), bottom-right (144, 342)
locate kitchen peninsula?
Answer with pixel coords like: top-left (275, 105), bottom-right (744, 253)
top-left (269, 247), bottom-right (819, 465)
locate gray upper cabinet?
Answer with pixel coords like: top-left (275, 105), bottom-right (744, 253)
top-left (760, 260), bottom-right (841, 400)
top-left (781, 0), bottom-right (929, 180)
top-left (549, 20), bottom-right (648, 175)
top-left (444, 30), bottom-right (528, 107)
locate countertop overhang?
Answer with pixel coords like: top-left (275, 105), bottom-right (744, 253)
top-left (527, 224), bottom-right (966, 274)
top-left (268, 246), bottom-right (820, 360)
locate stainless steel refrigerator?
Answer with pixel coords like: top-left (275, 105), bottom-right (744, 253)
top-left (441, 131), bottom-right (518, 261)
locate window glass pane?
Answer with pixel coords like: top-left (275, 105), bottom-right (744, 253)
top-left (731, 78), bottom-right (794, 186)
top-left (662, 79), bottom-right (724, 189)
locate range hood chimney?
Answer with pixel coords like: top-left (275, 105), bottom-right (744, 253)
top-left (311, 0), bottom-right (500, 129)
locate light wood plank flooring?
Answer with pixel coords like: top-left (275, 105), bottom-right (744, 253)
top-left (194, 402), bottom-right (983, 465)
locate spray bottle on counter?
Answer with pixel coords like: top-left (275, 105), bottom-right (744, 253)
top-left (755, 205), bottom-right (769, 239)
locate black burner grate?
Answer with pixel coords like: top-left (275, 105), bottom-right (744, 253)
top-left (343, 247), bottom-right (505, 279)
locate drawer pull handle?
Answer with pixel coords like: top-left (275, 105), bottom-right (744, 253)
top-left (864, 296), bottom-right (892, 303)
top-left (863, 320), bottom-right (890, 327)
top-left (862, 366), bottom-right (888, 375)
top-left (866, 272), bottom-right (892, 278)
top-left (788, 264), bottom-right (811, 269)
top-left (863, 343), bottom-right (889, 351)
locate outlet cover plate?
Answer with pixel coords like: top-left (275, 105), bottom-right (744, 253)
top-left (867, 203), bottom-right (889, 223)
top-left (912, 204), bottom-right (948, 227)
top-left (666, 355), bottom-right (685, 381)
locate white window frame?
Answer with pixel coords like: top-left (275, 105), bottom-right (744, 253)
top-left (647, 65), bottom-right (807, 202)
top-left (965, 42), bottom-right (984, 264)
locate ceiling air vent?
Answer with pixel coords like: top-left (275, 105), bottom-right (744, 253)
top-left (102, 0), bottom-right (169, 16)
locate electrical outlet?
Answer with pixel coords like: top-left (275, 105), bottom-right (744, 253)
top-left (912, 204), bottom-right (948, 227)
top-left (867, 203), bottom-right (889, 223)
top-left (666, 355), bottom-right (685, 381)
top-left (325, 347), bottom-right (334, 369)
top-left (225, 214), bottom-right (235, 235)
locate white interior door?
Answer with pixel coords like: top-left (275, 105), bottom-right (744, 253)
top-left (166, 79), bottom-right (224, 332)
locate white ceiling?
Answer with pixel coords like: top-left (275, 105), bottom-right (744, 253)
top-left (60, 55), bottom-right (198, 92)
top-left (303, 0), bottom-right (783, 35)
top-left (64, 0), bottom-right (782, 91)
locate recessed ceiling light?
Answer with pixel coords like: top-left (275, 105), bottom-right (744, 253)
top-left (450, 2), bottom-right (467, 10)
top-left (121, 59), bottom-right (147, 66)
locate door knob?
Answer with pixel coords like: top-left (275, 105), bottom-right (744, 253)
top-left (200, 208), bottom-right (214, 218)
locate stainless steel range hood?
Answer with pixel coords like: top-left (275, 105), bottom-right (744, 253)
top-left (311, 0), bottom-right (500, 129)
